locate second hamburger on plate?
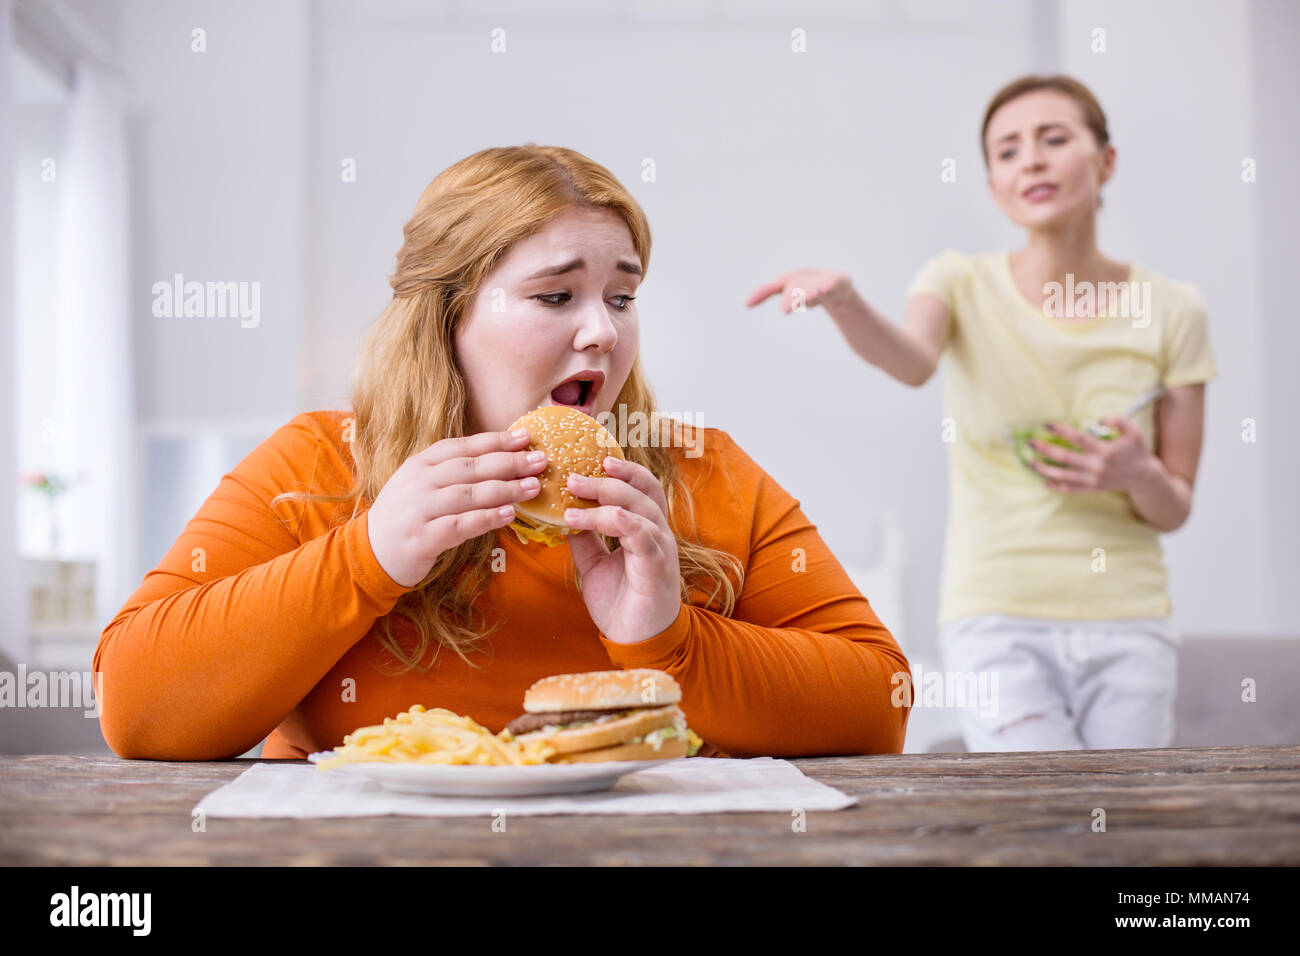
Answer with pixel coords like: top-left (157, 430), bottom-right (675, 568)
top-left (503, 669), bottom-right (704, 762)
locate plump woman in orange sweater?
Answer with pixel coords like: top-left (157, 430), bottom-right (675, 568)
top-left (95, 145), bottom-right (912, 760)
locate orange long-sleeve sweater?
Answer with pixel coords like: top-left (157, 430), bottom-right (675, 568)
top-left (94, 410), bottom-right (912, 760)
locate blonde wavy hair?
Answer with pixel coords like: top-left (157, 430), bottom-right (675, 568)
top-left (271, 145), bottom-right (745, 674)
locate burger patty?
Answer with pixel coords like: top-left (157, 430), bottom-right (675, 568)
top-left (505, 708), bottom-right (631, 736)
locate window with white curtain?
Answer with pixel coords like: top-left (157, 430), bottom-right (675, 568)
top-left (11, 4), bottom-right (137, 677)
top-left (13, 40), bottom-right (68, 562)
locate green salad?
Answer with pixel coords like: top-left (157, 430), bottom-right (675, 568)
top-left (1009, 420), bottom-right (1118, 471)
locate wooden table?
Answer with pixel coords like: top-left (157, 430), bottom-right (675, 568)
top-left (3, 745), bottom-right (1298, 865)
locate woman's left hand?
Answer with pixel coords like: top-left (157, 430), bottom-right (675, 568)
top-left (1030, 417), bottom-right (1156, 493)
top-left (563, 456), bottom-right (682, 644)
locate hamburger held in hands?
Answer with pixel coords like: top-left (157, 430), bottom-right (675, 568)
top-left (505, 403), bottom-right (625, 547)
top-left (503, 669), bottom-right (704, 762)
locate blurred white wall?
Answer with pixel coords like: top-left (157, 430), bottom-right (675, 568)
top-left (91, 0), bottom-right (1300, 657)
top-left (122, 0), bottom-right (308, 424)
top-left (1, 0), bottom-right (21, 665)
top-left (1247, 0), bottom-right (1300, 631)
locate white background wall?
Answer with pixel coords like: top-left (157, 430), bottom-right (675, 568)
top-left (1245, 0), bottom-right (1300, 633)
top-left (122, 0), bottom-right (308, 424)
top-left (1, 0), bottom-right (21, 666)
top-left (9, 0), bottom-right (1298, 685)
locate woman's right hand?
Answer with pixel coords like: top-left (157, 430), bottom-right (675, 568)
top-left (745, 268), bottom-right (853, 314)
top-left (366, 428), bottom-right (546, 588)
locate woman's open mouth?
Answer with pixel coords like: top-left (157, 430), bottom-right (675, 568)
top-left (548, 370), bottom-right (605, 414)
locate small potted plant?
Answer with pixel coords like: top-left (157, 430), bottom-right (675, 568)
top-left (20, 470), bottom-right (73, 555)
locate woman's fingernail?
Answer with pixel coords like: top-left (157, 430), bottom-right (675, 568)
top-left (511, 428), bottom-right (528, 439)
top-left (567, 473), bottom-right (585, 485)
top-left (564, 509), bottom-right (580, 521)
top-left (604, 457), bottom-right (619, 470)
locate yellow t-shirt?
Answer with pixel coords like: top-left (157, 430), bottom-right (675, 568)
top-left (907, 249), bottom-right (1218, 628)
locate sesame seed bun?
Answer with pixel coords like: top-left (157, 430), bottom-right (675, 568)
top-left (523, 668), bottom-right (682, 713)
top-left (505, 405), bottom-right (625, 546)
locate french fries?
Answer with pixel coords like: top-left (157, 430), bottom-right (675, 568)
top-left (314, 704), bottom-right (557, 769)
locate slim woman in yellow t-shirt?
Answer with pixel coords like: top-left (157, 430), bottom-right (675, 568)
top-left (746, 74), bottom-right (1216, 753)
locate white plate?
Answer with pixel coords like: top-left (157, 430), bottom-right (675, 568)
top-left (306, 752), bottom-right (678, 796)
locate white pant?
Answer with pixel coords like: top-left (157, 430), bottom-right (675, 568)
top-left (936, 613), bottom-right (1179, 752)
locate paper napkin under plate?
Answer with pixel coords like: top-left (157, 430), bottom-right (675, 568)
top-left (194, 756), bottom-right (857, 818)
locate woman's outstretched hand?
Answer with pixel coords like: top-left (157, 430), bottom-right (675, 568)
top-left (562, 455), bottom-right (682, 645)
top-left (745, 268), bottom-right (852, 314)
top-left (1030, 417), bottom-right (1157, 493)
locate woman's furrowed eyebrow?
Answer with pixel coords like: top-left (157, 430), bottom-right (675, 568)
top-left (521, 257), bottom-right (643, 281)
top-left (994, 122), bottom-right (1070, 145)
